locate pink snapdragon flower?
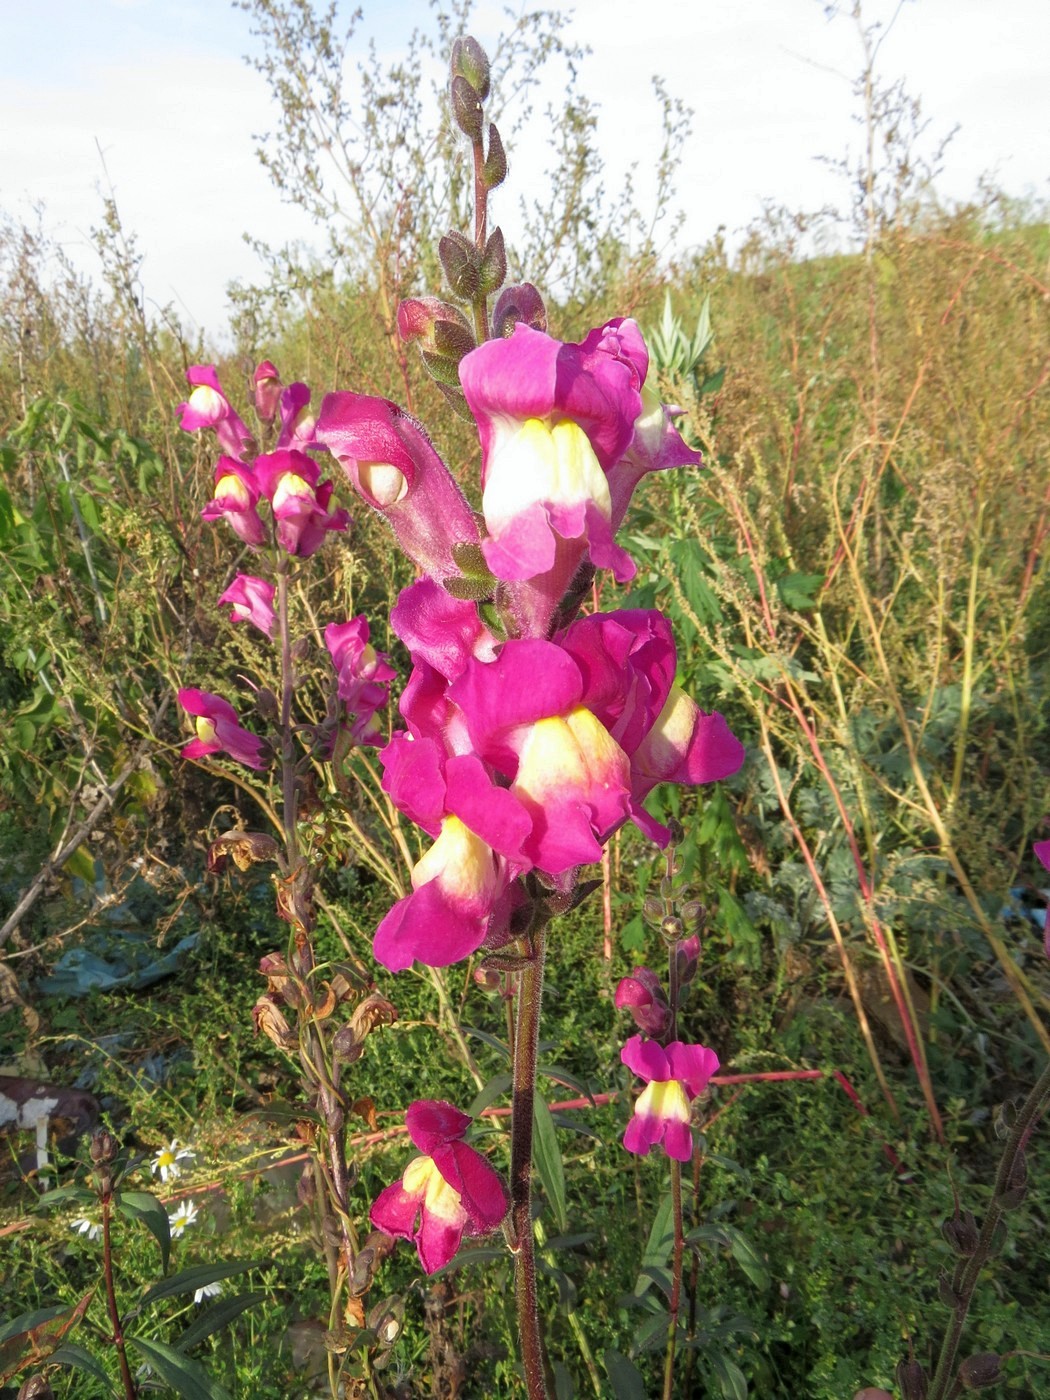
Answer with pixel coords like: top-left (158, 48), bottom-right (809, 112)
top-left (614, 968), bottom-right (672, 1038)
top-left (275, 382), bottom-right (317, 451)
top-left (252, 450), bottom-right (350, 557)
top-left (458, 322), bottom-right (640, 603)
top-left (621, 1034), bottom-right (719, 1162)
top-left (324, 618), bottom-right (396, 745)
top-left (449, 638), bottom-right (633, 873)
top-left (314, 393), bottom-right (481, 585)
top-left (253, 361), bottom-right (282, 422)
top-left (1036, 838), bottom-right (1050, 873)
top-left (201, 457), bottom-right (267, 547)
top-left (177, 366), bottom-right (255, 461)
top-left (370, 1099), bottom-right (509, 1274)
top-left (218, 574), bottom-right (276, 637)
top-left (178, 688), bottom-right (267, 770)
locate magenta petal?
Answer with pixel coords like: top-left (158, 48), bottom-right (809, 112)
top-left (372, 878), bottom-right (489, 972)
top-left (1035, 838), bottom-right (1050, 873)
top-left (369, 1179), bottom-right (421, 1241)
top-left (662, 1119), bottom-right (694, 1162)
top-left (390, 579), bottom-right (499, 681)
top-left (444, 754), bottom-right (531, 860)
top-left (432, 1139), bottom-right (509, 1233)
top-left (315, 393), bottom-right (480, 583)
top-left (449, 641), bottom-right (584, 766)
top-left (665, 1043), bottom-right (720, 1100)
top-left (406, 1100), bottom-right (472, 1153)
top-left (623, 1112), bottom-right (658, 1157)
top-left (380, 734), bottom-right (446, 835)
top-left (178, 688), bottom-right (239, 725)
top-left (620, 1034), bottom-right (670, 1084)
top-left (415, 1204), bottom-right (466, 1274)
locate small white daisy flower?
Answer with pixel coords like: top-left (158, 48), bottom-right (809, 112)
top-left (151, 1138), bottom-right (195, 1184)
top-left (167, 1200), bottom-right (199, 1237)
top-left (70, 1216), bottom-right (102, 1242)
top-left (194, 1281), bottom-right (223, 1304)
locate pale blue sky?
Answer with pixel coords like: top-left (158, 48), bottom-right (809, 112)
top-left (3, 0), bottom-right (1047, 337)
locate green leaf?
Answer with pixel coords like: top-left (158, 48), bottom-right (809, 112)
top-left (603, 1348), bottom-right (647, 1400)
top-left (126, 1335), bottom-right (232, 1400)
top-left (709, 1349), bottom-right (749, 1399)
top-left (632, 1193), bottom-right (674, 1297)
top-left (48, 1342), bottom-right (116, 1391)
top-left (723, 1225), bottom-right (770, 1290)
top-left (34, 1185), bottom-right (96, 1212)
top-left (115, 1190), bottom-right (171, 1271)
top-left (699, 366), bottom-right (726, 396)
top-left (776, 570), bottom-right (824, 611)
top-left (141, 1258), bottom-right (268, 1307)
top-left (467, 1072), bottom-right (513, 1119)
top-left (462, 1024), bottom-right (511, 1060)
top-left (176, 1291), bottom-right (267, 1354)
top-left (632, 1307), bottom-right (670, 1355)
top-left (532, 1096), bottom-right (567, 1232)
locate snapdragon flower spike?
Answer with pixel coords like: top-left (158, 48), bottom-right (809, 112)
top-left (621, 1034), bottom-right (719, 1162)
top-left (459, 322), bottom-right (640, 616)
top-left (252, 449), bottom-right (350, 557)
top-left (178, 688), bottom-right (268, 770)
top-left (615, 968), bottom-right (672, 1038)
top-left (370, 1099), bottom-right (509, 1274)
top-left (315, 393), bottom-right (481, 584)
top-left (178, 366), bottom-right (255, 461)
top-left (201, 457), bottom-right (267, 547)
top-left (218, 574), bottom-right (276, 637)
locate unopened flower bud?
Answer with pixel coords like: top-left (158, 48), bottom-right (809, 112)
top-left (937, 1268), bottom-right (963, 1309)
top-left (397, 297), bottom-right (475, 359)
top-left (941, 1209), bottom-right (980, 1256)
top-left (661, 914), bottom-right (684, 942)
top-left (676, 933), bottom-right (702, 986)
top-left (895, 1360), bottom-right (928, 1400)
top-left (450, 36), bottom-right (490, 101)
top-left (474, 965), bottom-right (502, 993)
top-left (255, 687), bottom-right (280, 724)
top-left (615, 967), bottom-right (672, 1037)
top-left (482, 123), bottom-right (507, 189)
top-left (439, 232), bottom-right (480, 299)
top-left (18, 1377), bottom-right (55, 1400)
top-left (89, 1129), bottom-right (119, 1165)
top-left (642, 894), bottom-right (665, 924)
top-left (491, 283), bottom-right (547, 337)
top-left (957, 1353), bottom-right (1003, 1389)
top-left (451, 74), bottom-right (484, 141)
top-left (254, 360), bottom-right (281, 422)
top-left (666, 817), bottom-right (685, 846)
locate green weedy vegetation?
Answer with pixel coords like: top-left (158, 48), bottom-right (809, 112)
top-left (1, 2), bottom-right (1048, 1396)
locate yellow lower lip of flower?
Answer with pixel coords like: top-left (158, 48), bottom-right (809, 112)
top-left (402, 1154), bottom-right (465, 1224)
top-left (484, 417), bottom-right (611, 522)
top-left (411, 816), bottom-right (495, 903)
top-left (513, 707), bottom-right (623, 802)
top-left (271, 473), bottom-right (314, 509)
top-left (216, 474), bottom-right (250, 508)
top-left (195, 718), bottom-right (217, 744)
top-left (637, 1078), bottom-right (691, 1125)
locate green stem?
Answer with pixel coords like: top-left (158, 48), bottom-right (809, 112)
top-left (511, 921), bottom-right (550, 1400)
